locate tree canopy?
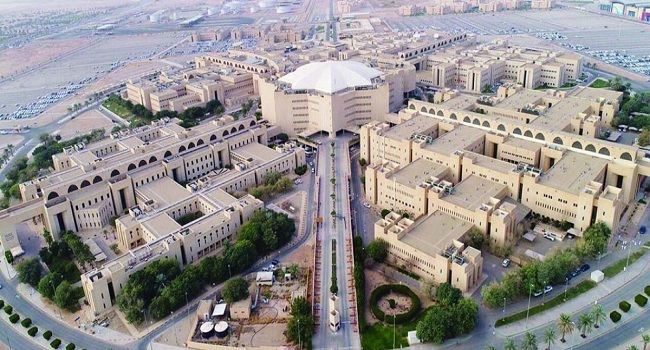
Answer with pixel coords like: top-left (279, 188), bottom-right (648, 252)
top-left (16, 258), bottom-right (42, 287)
top-left (366, 238), bottom-right (389, 263)
top-left (416, 283), bottom-right (478, 344)
top-left (221, 277), bottom-right (249, 303)
top-left (285, 296), bottom-right (315, 348)
top-left (578, 221), bottom-right (611, 258)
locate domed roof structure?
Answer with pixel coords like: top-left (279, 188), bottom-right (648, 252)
top-left (279, 61), bottom-right (383, 95)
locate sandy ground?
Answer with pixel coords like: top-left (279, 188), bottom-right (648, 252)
top-left (0, 0), bottom-right (135, 12)
top-left (377, 291), bottom-right (415, 316)
top-left (0, 38), bottom-right (94, 78)
top-left (239, 323), bottom-right (288, 347)
top-left (57, 109), bottom-right (115, 141)
top-left (0, 134), bottom-right (24, 152)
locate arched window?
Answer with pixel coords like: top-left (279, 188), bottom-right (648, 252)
top-left (93, 175), bottom-right (102, 184)
top-left (621, 152), bottom-right (632, 161)
top-left (572, 141), bottom-right (582, 149)
top-left (111, 169), bottom-right (120, 177)
top-left (535, 133), bottom-right (545, 141)
top-left (223, 130), bottom-right (229, 137)
top-left (238, 125), bottom-right (245, 131)
top-left (450, 113), bottom-right (457, 120)
top-left (473, 118), bottom-right (481, 125)
top-left (47, 192), bottom-right (59, 200)
top-left (463, 116), bottom-right (471, 123)
top-left (437, 111), bottom-right (444, 116)
top-left (497, 124), bottom-right (506, 131)
top-left (68, 184), bottom-right (78, 193)
top-left (231, 127), bottom-right (237, 133)
top-left (80, 180), bottom-right (91, 188)
top-left (482, 121), bottom-right (490, 128)
top-left (420, 107), bottom-right (427, 112)
top-left (524, 130), bottom-right (533, 138)
top-left (585, 144), bottom-right (596, 152)
top-left (513, 128), bottom-right (522, 135)
top-left (598, 147), bottom-right (610, 156)
top-left (197, 139), bottom-right (204, 146)
top-left (210, 135), bottom-right (217, 141)
top-left (164, 151), bottom-right (172, 158)
top-left (179, 146), bottom-right (186, 153)
top-left (138, 160), bottom-right (147, 167)
top-left (128, 163), bottom-right (136, 171)
top-left (409, 104), bottom-right (415, 110)
top-left (429, 108), bottom-right (435, 114)
top-left (553, 137), bottom-right (563, 145)
top-left (250, 120), bottom-right (256, 127)
top-left (149, 156), bottom-right (158, 163)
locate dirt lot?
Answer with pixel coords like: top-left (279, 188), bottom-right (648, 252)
top-left (0, 134), bottom-right (24, 152)
top-left (57, 109), bottom-right (114, 141)
top-left (0, 38), bottom-right (94, 78)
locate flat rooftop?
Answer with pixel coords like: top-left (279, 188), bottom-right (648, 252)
top-left (202, 187), bottom-right (237, 208)
top-left (231, 142), bottom-right (282, 162)
top-left (390, 158), bottom-right (448, 188)
top-left (539, 151), bottom-right (609, 195)
top-left (384, 114), bottom-right (438, 140)
top-left (464, 152), bottom-right (516, 174)
top-left (495, 89), bottom-right (545, 113)
top-left (136, 177), bottom-right (192, 207)
top-left (567, 86), bottom-right (623, 102)
top-left (142, 213), bottom-right (182, 238)
top-left (400, 210), bottom-right (473, 257)
top-left (530, 97), bottom-right (592, 131)
top-left (443, 175), bottom-right (507, 210)
top-left (425, 125), bottom-right (485, 155)
top-left (437, 94), bottom-right (475, 110)
top-left (503, 136), bottom-right (542, 152)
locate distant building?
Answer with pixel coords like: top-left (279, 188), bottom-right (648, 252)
top-left (600, 0), bottom-right (650, 21)
top-left (398, 5), bottom-right (422, 16)
top-left (531, 0), bottom-right (556, 9)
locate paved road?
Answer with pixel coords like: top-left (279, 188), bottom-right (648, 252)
top-left (312, 137), bottom-right (361, 350)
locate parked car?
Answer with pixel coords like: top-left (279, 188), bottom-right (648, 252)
top-left (363, 202), bottom-right (371, 209)
top-left (543, 232), bottom-right (556, 241)
top-left (639, 226), bottom-right (647, 235)
top-left (565, 273), bottom-right (573, 282)
top-left (544, 285), bottom-right (553, 293)
top-left (581, 264), bottom-right (590, 272)
top-left (533, 290), bottom-right (543, 297)
top-left (502, 258), bottom-right (510, 268)
top-left (571, 267), bottom-right (582, 277)
top-left (271, 259), bottom-right (280, 265)
top-left (311, 168), bottom-right (315, 173)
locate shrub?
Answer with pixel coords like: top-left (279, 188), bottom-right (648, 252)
top-left (645, 285), bottom-right (650, 296)
top-left (50, 338), bottom-right (61, 349)
top-left (610, 311), bottom-right (621, 323)
top-left (635, 294), bottom-right (648, 307)
top-left (620, 301), bottom-right (631, 312)
top-left (388, 299), bottom-right (396, 309)
top-left (21, 318), bottom-right (32, 327)
top-left (9, 314), bottom-right (20, 323)
top-left (4, 305), bottom-right (13, 314)
top-left (28, 326), bottom-right (38, 337)
top-left (66, 343), bottom-right (76, 350)
top-left (294, 164), bottom-right (308, 176)
top-left (0, 299), bottom-right (4, 308)
top-left (43, 330), bottom-right (53, 340)
top-left (369, 284), bottom-right (420, 324)
top-left (380, 209), bottom-right (391, 218)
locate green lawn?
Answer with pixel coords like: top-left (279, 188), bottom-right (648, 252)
top-left (603, 249), bottom-right (647, 278)
top-left (361, 307), bottom-right (432, 350)
top-left (589, 78), bottom-right (610, 89)
top-left (102, 100), bottom-right (133, 119)
top-left (495, 280), bottom-right (597, 327)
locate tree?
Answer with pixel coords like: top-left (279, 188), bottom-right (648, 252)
top-left (225, 239), bottom-right (258, 272)
top-left (54, 281), bottom-right (79, 312)
top-left (199, 256), bottom-right (229, 285)
top-left (579, 222), bottom-right (611, 258)
top-left (557, 314), bottom-right (574, 343)
top-left (416, 307), bottom-right (452, 344)
top-left (543, 327), bottom-right (556, 350)
top-left (380, 209), bottom-right (391, 218)
top-left (287, 263), bottom-right (301, 279)
top-left (9, 183), bottom-right (21, 199)
top-left (591, 304), bottom-right (606, 329)
top-left (467, 228), bottom-right (485, 250)
top-left (276, 133), bottom-right (289, 143)
top-left (521, 331), bottom-right (539, 350)
top-left (43, 229), bottom-right (53, 246)
top-left (436, 283), bottom-right (462, 307)
top-left (5, 250), bottom-right (14, 264)
top-left (629, 346), bottom-right (640, 350)
top-left (221, 277), bottom-right (249, 303)
top-left (578, 313), bottom-right (593, 337)
top-left (639, 131), bottom-right (650, 147)
top-left (16, 258), bottom-right (42, 287)
top-left (366, 238), bottom-right (389, 263)
top-left (359, 158), bottom-right (367, 167)
top-left (503, 338), bottom-right (517, 350)
top-left (453, 298), bottom-right (478, 336)
top-left (286, 296), bottom-right (314, 347)
top-left (642, 334), bottom-right (650, 350)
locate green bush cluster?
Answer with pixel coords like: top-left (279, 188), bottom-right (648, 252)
top-left (620, 301), bottom-right (631, 312)
top-left (50, 338), bottom-right (61, 349)
top-left (635, 294), bottom-right (648, 307)
top-left (353, 235), bottom-right (367, 333)
top-left (27, 326), bottom-right (38, 337)
top-left (9, 314), bottom-right (20, 323)
top-left (610, 311), bottom-right (621, 323)
top-left (4, 305), bottom-right (13, 314)
top-left (43, 330), bottom-right (53, 340)
top-left (370, 284), bottom-right (420, 324)
top-left (0, 299), bottom-right (4, 308)
top-left (66, 343), bottom-right (76, 350)
top-left (294, 164), bottom-right (308, 176)
top-left (21, 318), bottom-right (32, 327)
top-left (645, 285), bottom-right (650, 296)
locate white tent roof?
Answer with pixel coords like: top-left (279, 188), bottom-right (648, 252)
top-left (212, 303), bottom-right (227, 317)
top-left (279, 61), bottom-right (383, 95)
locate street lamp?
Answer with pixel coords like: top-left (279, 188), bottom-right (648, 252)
top-left (228, 264), bottom-right (232, 278)
top-left (597, 251), bottom-right (603, 270)
top-left (171, 311), bottom-right (178, 345)
top-left (142, 309), bottom-right (153, 350)
top-left (503, 297), bottom-right (506, 314)
top-left (525, 284), bottom-right (533, 329)
top-left (570, 321), bottom-right (577, 350)
top-left (564, 277), bottom-right (569, 302)
top-left (624, 240), bottom-right (635, 272)
top-left (185, 291), bottom-right (190, 328)
top-left (541, 281), bottom-right (548, 305)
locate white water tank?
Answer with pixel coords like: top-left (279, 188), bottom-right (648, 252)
top-left (250, 6), bottom-right (259, 13)
top-left (208, 7), bottom-right (217, 15)
top-left (276, 5), bottom-right (292, 13)
top-left (258, 0), bottom-right (276, 8)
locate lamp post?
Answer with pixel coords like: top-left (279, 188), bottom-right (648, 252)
top-left (142, 309), bottom-right (153, 350)
top-left (503, 297), bottom-right (506, 314)
top-left (570, 321), bottom-right (577, 350)
top-left (597, 251), bottom-right (603, 270)
top-left (228, 264), bottom-right (232, 278)
top-left (525, 284), bottom-right (533, 329)
top-left (541, 281), bottom-right (548, 305)
top-left (624, 240), bottom-right (635, 272)
top-left (564, 278), bottom-right (569, 302)
top-left (171, 311), bottom-right (178, 345)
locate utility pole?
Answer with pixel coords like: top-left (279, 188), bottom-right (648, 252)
top-left (393, 315), bottom-right (396, 349)
top-left (525, 284), bottom-right (533, 329)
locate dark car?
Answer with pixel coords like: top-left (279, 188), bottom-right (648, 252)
top-left (640, 226), bottom-right (647, 235)
top-left (581, 264), bottom-right (590, 272)
top-left (565, 273), bottom-right (573, 281)
top-left (271, 259), bottom-right (280, 265)
top-left (571, 268), bottom-right (581, 277)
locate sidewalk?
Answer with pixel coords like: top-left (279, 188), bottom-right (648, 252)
top-left (496, 245), bottom-right (650, 343)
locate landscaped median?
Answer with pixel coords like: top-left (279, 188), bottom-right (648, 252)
top-left (495, 280), bottom-right (597, 327)
top-left (602, 248), bottom-right (647, 278)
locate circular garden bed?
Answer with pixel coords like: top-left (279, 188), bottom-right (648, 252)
top-left (370, 284), bottom-right (420, 324)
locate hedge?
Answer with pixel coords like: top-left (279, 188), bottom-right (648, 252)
top-left (0, 299), bottom-right (3, 308)
top-left (646, 285), bottom-right (650, 296)
top-left (635, 294), bottom-right (648, 307)
top-left (28, 326), bottom-right (38, 337)
top-left (43, 330), bottom-right (53, 340)
top-left (9, 314), bottom-right (20, 323)
top-left (66, 343), bottom-right (76, 350)
top-left (4, 305), bottom-right (13, 314)
top-left (369, 284), bottom-right (420, 324)
top-left (21, 318), bottom-right (32, 328)
top-left (610, 311), bottom-right (621, 323)
top-left (620, 301), bottom-right (631, 312)
top-left (50, 338), bottom-right (61, 349)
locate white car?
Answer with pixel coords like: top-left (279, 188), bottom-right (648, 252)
top-left (363, 202), bottom-right (371, 209)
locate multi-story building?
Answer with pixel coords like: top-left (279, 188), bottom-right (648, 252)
top-left (362, 84), bottom-right (644, 239)
top-left (337, 0), bottom-right (362, 13)
top-left (398, 5), bottom-right (422, 16)
top-left (531, 0), bottom-right (556, 9)
top-left (600, 0), bottom-right (650, 21)
top-left (418, 39), bottom-right (583, 92)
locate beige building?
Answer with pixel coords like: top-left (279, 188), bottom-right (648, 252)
top-left (398, 5), bottom-right (422, 16)
top-left (362, 85), bottom-right (644, 240)
top-left (418, 39), bottom-right (583, 92)
top-left (531, 0), bottom-right (556, 9)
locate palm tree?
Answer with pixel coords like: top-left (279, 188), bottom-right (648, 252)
top-left (629, 346), bottom-right (640, 350)
top-left (543, 328), bottom-right (556, 350)
top-left (521, 331), bottom-right (538, 350)
top-left (485, 346), bottom-right (497, 350)
top-left (642, 334), bottom-right (650, 350)
top-left (7, 144), bottom-right (13, 155)
top-left (557, 314), bottom-right (574, 343)
top-left (579, 313), bottom-right (594, 338)
top-left (503, 338), bottom-right (517, 350)
top-left (591, 304), bottom-right (606, 328)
